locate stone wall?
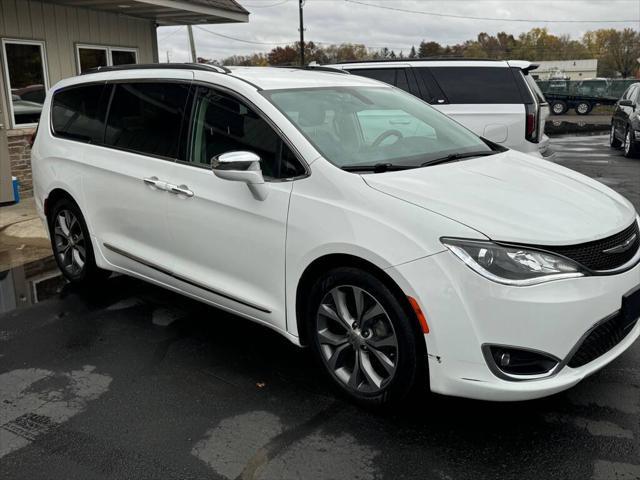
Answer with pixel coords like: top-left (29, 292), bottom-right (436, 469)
top-left (7, 129), bottom-right (36, 199)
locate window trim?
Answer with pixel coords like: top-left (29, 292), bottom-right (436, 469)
top-left (75, 43), bottom-right (139, 74)
top-left (1, 38), bottom-right (50, 129)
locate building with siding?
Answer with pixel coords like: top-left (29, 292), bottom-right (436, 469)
top-left (0, 0), bottom-right (248, 202)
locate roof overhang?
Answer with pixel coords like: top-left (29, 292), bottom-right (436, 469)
top-left (48, 0), bottom-right (249, 25)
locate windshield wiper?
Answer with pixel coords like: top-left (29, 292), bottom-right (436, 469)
top-left (421, 151), bottom-right (498, 167)
top-left (341, 163), bottom-right (414, 173)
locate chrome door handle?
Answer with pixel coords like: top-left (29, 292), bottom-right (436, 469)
top-left (144, 177), bottom-right (173, 191)
top-left (169, 184), bottom-right (194, 197)
top-left (143, 176), bottom-right (159, 187)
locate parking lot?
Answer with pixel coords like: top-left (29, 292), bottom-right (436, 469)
top-left (1, 133), bottom-right (639, 480)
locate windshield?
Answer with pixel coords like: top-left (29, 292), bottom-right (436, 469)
top-left (262, 86), bottom-right (494, 169)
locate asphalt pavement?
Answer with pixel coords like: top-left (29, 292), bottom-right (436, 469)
top-left (1, 134), bottom-right (639, 480)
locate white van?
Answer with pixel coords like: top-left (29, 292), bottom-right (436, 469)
top-left (32, 65), bottom-right (639, 406)
top-left (334, 59), bottom-right (550, 157)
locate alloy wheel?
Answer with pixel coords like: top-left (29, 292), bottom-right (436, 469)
top-left (54, 209), bottom-right (86, 276)
top-left (316, 285), bottom-right (398, 394)
top-left (552, 103), bottom-right (564, 114)
top-left (577, 103), bottom-right (589, 114)
top-left (610, 125), bottom-right (615, 145)
top-left (625, 130), bottom-right (631, 155)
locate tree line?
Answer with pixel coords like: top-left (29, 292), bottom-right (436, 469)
top-left (202, 28), bottom-right (640, 78)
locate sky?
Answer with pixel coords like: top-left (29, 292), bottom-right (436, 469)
top-left (156, 0), bottom-right (640, 63)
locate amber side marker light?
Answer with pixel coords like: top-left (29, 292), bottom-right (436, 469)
top-left (407, 296), bottom-right (429, 334)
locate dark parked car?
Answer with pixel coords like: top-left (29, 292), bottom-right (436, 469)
top-left (611, 82), bottom-right (640, 158)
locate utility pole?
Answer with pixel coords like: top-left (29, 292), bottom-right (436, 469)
top-left (187, 25), bottom-right (197, 63)
top-left (298, 0), bottom-right (305, 66)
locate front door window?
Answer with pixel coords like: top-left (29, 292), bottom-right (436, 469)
top-left (188, 87), bottom-right (305, 179)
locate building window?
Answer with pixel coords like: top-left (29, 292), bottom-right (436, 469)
top-left (76, 45), bottom-right (138, 73)
top-left (1, 39), bottom-right (49, 128)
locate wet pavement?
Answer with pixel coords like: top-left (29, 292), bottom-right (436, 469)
top-left (0, 134), bottom-right (639, 480)
top-left (0, 197), bottom-right (51, 273)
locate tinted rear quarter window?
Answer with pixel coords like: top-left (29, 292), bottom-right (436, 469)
top-left (52, 84), bottom-right (107, 143)
top-left (104, 82), bottom-right (190, 159)
top-left (350, 68), bottom-right (396, 85)
top-left (429, 67), bottom-right (523, 104)
top-left (347, 68), bottom-right (414, 95)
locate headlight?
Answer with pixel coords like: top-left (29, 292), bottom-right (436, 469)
top-left (441, 238), bottom-right (586, 286)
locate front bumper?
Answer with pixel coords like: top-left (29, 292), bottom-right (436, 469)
top-left (389, 250), bottom-right (640, 401)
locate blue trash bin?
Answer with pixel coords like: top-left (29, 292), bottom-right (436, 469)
top-left (12, 176), bottom-right (20, 203)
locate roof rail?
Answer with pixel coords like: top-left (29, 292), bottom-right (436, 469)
top-left (276, 63), bottom-right (350, 74)
top-left (308, 62), bottom-right (350, 74)
top-left (335, 57), bottom-right (503, 64)
top-left (82, 63), bottom-right (231, 75)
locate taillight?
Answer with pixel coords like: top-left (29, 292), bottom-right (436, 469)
top-left (29, 124), bottom-right (39, 148)
top-left (525, 104), bottom-right (538, 143)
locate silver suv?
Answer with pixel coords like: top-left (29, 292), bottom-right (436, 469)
top-left (333, 59), bottom-right (550, 157)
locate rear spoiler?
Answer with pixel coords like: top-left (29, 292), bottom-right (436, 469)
top-left (507, 60), bottom-right (539, 73)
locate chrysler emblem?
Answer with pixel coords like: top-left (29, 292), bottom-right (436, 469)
top-left (602, 233), bottom-right (637, 254)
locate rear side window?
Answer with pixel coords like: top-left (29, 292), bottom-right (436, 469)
top-left (348, 68), bottom-right (413, 94)
top-left (52, 84), bottom-right (107, 143)
top-left (429, 67), bottom-right (523, 104)
top-left (350, 68), bottom-right (395, 85)
top-left (104, 82), bottom-right (190, 159)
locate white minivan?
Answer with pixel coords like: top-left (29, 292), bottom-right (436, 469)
top-left (32, 65), bottom-right (639, 406)
top-left (334, 59), bottom-right (551, 157)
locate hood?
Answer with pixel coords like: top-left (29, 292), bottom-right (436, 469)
top-left (363, 150), bottom-right (636, 246)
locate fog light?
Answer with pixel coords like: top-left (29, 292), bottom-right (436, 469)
top-left (486, 346), bottom-right (559, 377)
top-left (499, 352), bottom-right (511, 367)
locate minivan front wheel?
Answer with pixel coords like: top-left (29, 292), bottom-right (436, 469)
top-left (307, 267), bottom-right (424, 406)
top-left (49, 199), bottom-right (109, 283)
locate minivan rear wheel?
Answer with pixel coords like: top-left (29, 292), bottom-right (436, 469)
top-left (48, 199), bottom-right (110, 283)
top-left (306, 267), bottom-right (424, 407)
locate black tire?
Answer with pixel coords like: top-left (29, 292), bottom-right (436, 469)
top-left (48, 198), bottom-right (110, 283)
top-left (575, 101), bottom-right (592, 115)
top-left (305, 267), bottom-right (426, 407)
top-left (610, 124), bottom-right (622, 148)
top-left (623, 126), bottom-right (639, 158)
top-left (550, 100), bottom-right (568, 115)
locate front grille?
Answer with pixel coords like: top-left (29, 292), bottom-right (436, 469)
top-left (540, 221), bottom-right (639, 271)
top-left (567, 314), bottom-right (638, 368)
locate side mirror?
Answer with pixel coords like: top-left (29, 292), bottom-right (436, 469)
top-left (619, 99), bottom-right (634, 108)
top-left (211, 151), bottom-right (269, 200)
